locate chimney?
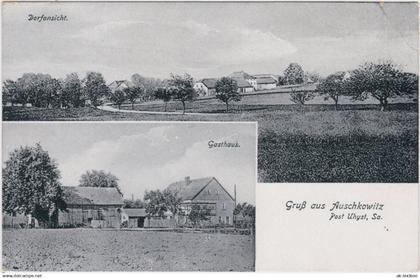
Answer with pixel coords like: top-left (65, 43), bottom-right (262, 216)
top-left (185, 176), bottom-right (191, 185)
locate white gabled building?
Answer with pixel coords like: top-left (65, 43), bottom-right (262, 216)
top-left (254, 77), bottom-right (277, 90)
top-left (194, 78), bottom-right (217, 97)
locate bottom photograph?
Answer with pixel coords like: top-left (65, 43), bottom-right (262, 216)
top-left (2, 122), bottom-right (256, 272)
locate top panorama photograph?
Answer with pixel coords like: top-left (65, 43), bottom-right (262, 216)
top-left (2, 2), bottom-right (418, 183)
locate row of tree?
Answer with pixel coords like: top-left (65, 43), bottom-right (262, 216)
top-left (294, 61), bottom-right (418, 111)
top-left (2, 72), bottom-right (110, 108)
top-left (152, 61), bottom-right (418, 113)
top-left (3, 61), bottom-right (417, 112)
top-left (2, 72), bottom-right (166, 109)
top-left (153, 75), bottom-right (242, 113)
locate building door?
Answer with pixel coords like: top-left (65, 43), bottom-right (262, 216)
top-left (137, 217), bottom-right (145, 228)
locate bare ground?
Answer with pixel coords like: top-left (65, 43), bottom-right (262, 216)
top-left (2, 229), bottom-right (255, 272)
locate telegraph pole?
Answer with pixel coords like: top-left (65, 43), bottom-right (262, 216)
top-left (234, 184), bottom-right (237, 225)
top-left (234, 184), bottom-right (237, 208)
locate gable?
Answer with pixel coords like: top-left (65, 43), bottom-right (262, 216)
top-left (192, 178), bottom-right (234, 202)
top-left (201, 79), bottom-right (217, 89)
top-left (109, 80), bottom-right (133, 91)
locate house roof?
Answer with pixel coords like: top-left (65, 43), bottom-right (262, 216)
top-left (62, 186), bottom-right (124, 206)
top-left (123, 208), bottom-right (147, 217)
top-left (256, 77), bottom-right (277, 84)
top-left (200, 78), bottom-right (217, 89)
top-left (253, 74), bottom-right (280, 79)
top-left (167, 177), bottom-right (214, 200)
top-left (109, 80), bottom-right (133, 90)
top-left (229, 71), bottom-right (256, 80)
top-left (166, 177), bottom-right (234, 201)
top-left (233, 78), bottom-right (253, 88)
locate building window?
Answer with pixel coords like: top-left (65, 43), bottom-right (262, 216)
top-left (222, 203), bottom-right (226, 210)
top-left (226, 216), bottom-right (230, 224)
top-left (219, 216), bottom-right (222, 223)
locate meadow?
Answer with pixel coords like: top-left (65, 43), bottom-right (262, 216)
top-left (3, 98), bottom-right (418, 183)
top-left (2, 228), bottom-right (255, 271)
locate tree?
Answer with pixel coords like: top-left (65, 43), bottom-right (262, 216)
top-left (14, 73), bottom-right (53, 107)
top-left (154, 87), bottom-right (173, 112)
top-left (44, 77), bottom-right (62, 108)
top-left (290, 88), bottom-right (315, 105)
top-left (215, 77), bottom-right (241, 112)
top-left (131, 73), bottom-right (166, 101)
top-left (62, 73), bottom-right (83, 108)
top-left (25, 73), bottom-right (57, 108)
top-left (83, 72), bottom-right (110, 107)
top-left (188, 204), bottom-right (211, 227)
top-left (304, 71), bottom-right (322, 83)
top-left (2, 144), bottom-right (65, 226)
top-left (110, 89), bottom-right (126, 110)
top-left (162, 189), bottom-right (182, 215)
top-left (233, 202), bottom-right (255, 227)
top-left (346, 61), bottom-right (417, 111)
top-left (126, 87), bottom-right (143, 109)
top-left (143, 189), bottom-right (181, 217)
top-left (79, 170), bottom-right (122, 195)
top-left (123, 198), bottom-right (145, 208)
top-left (284, 63), bottom-right (305, 85)
top-left (234, 202), bottom-right (255, 218)
top-left (14, 74), bottom-right (34, 107)
top-left (168, 73), bottom-right (195, 114)
top-left (278, 76), bottom-right (286, 86)
top-left (399, 72), bottom-right (419, 98)
top-left (318, 71), bottom-right (347, 110)
top-left (2, 79), bottom-right (18, 106)
top-left (131, 73), bottom-right (147, 88)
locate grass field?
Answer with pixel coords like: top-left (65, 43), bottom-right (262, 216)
top-left (2, 229), bottom-right (255, 271)
top-left (115, 94), bottom-right (416, 113)
top-left (3, 102), bottom-right (418, 183)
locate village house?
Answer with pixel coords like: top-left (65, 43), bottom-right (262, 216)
top-left (254, 77), bottom-right (277, 90)
top-left (253, 74), bottom-right (280, 84)
top-left (166, 176), bottom-right (235, 226)
top-left (233, 78), bottom-right (255, 93)
top-left (58, 186), bottom-right (124, 228)
top-left (229, 71), bottom-right (279, 91)
top-left (108, 80), bottom-right (133, 93)
top-left (193, 78), bottom-right (217, 97)
top-left (194, 77), bottom-right (254, 96)
top-left (229, 71), bottom-right (257, 89)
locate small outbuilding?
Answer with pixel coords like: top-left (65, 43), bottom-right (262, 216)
top-left (122, 208), bottom-right (147, 228)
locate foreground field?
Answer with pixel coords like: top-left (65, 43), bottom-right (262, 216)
top-left (3, 229), bottom-right (255, 271)
top-left (3, 104), bottom-right (418, 183)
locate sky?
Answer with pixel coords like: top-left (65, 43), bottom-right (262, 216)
top-left (2, 2), bottom-right (418, 82)
top-left (2, 122), bottom-right (257, 204)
